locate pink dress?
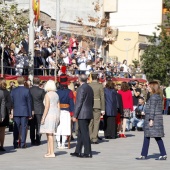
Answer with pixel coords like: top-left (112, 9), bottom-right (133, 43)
top-left (40, 91), bottom-right (60, 134)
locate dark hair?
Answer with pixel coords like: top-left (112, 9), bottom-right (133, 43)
top-left (149, 81), bottom-right (160, 94)
top-left (0, 78), bottom-right (7, 90)
top-left (123, 60), bottom-right (127, 64)
top-left (134, 80), bottom-right (139, 84)
top-left (33, 77), bottom-right (41, 85)
top-left (79, 74), bottom-right (88, 83)
top-left (91, 74), bottom-right (98, 80)
top-left (121, 82), bottom-right (130, 91)
top-left (105, 81), bottom-right (115, 89)
top-left (139, 97), bottom-right (144, 100)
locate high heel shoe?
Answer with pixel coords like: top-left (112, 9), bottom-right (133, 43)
top-left (155, 155), bottom-right (167, 160)
top-left (136, 156), bottom-right (147, 160)
top-left (121, 134), bottom-right (127, 138)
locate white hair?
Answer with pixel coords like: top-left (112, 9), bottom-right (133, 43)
top-left (44, 80), bottom-right (56, 92)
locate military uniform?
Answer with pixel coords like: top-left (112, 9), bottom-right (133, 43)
top-left (89, 80), bottom-right (105, 143)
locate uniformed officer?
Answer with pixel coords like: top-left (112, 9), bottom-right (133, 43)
top-left (89, 73), bottom-right (105, 144)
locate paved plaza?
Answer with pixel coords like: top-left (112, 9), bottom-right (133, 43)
top-left (1, 116), bottom-right (170, 170)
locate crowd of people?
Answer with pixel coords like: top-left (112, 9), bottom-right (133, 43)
top-left (0, 69), bottom-right (168, 160)
top-left (0, 21), bottom-right (144, 79)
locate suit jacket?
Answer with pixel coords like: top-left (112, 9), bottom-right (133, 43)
top-left (0, 89), bottom-right (5, 119)
top-left (117, 93), bottom-right (123, 115)
top-left (30, 86), bottom-right (45, 115)
top-left (89, 81), bottom-right (105, 110)
top-left (11, 86), bottom-right (32, 117)
top-left (104, 88), bottom-right (117, 116)
top-left (74, 83), bottom-right (94, 119)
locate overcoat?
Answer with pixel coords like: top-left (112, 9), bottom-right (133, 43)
top-left (144, 94), bottom-right (164, 138)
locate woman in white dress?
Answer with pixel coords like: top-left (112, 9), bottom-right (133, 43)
top-left (40, 80), bottom-right (60, 158)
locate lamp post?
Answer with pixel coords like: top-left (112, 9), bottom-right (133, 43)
top-left (55, 0), bottom-right (60, 82)
top-left (124, 38), bottom-right (131, 63)
top-left (28, 0), bottom-right (35, 81)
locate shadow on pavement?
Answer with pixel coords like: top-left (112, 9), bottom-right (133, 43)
top-left (147, 153), bottom-right (160, 159)
top-left (0, 146), bottom-right (17, 155)
top-left (126, 134), bottom-right (135, 137)
top-left (55, 151), bottom-right (67, 156)
top-left (92, 151), bottom-right (100, 155)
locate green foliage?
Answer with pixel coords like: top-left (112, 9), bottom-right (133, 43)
top-left (141, 1), bottom-right (170, 85)
top-left (0, 3), bottom-right (29, 45)
top-left (132, 59), bottom-right (139, 68)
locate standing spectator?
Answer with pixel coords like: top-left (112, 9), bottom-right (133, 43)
top-left (136, 81), bottom-right (167, 160)
top-left (118, 82), bottom-right (133, 138)
top-left (77, 51), bottom-right (87, 74)
top-left (46, 52), bottom-right (56, 75)
top-left (164, 82), bottom-right (170, 115)
top-left (0, 78), bottom-right (9, 151)
top-left (11, 77), bottom-right (32, 149)
top-left (30, 77), bottom-right (45, 145)
top-left (40, 80), bottom-right (60, 158)
top-left (104, 80), bottom-right (117, 139)
top-left (69, 34), bottom-right (79, 51)
top-left (7, 81), bottom-right (16, 93)
top-left (131, 80), bottom-right (141, 131)
top-left (71, 74), bottom-right (94, 158)
top-left (21, 34), bottom-right (29, 54)
top-left (89, 73), bottom-right (105, 144)
top-left (122, 60), bottom-right (129, 73)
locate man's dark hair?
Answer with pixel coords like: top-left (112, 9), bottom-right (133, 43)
top-left (139, 97), bottom-right (144, 100)
top-left (33, 77), bottom-right (41, 85)
top-left (91, 73), bottom-right (98, 80)
top-left (79, 74), bottom-right (88, 83)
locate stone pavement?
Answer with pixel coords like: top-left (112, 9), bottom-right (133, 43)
top-left (1, 116), bottom-right (170, 170)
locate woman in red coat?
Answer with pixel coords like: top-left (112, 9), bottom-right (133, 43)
top-left (118, 82), bottom-right (133, 138)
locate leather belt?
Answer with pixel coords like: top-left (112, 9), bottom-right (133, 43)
top-left (60, 104), bottom-right (70, 108)
top-left (94, 99), bottom-right (100, 100)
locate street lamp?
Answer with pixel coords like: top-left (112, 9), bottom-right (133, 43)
top-left (124, 38), bottom-right (131, 63)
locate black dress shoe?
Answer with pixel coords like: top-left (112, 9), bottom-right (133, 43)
top-left (91, 142), bottom-right (99, 144)
top-left (70, 152), bottom-right (80, 157)
top-left (98, 136), bottom-right (102, 140)
top-left (0, 147), bottom-right (6, 151)
top-left (136, 156), bottom-right (147, 160)
top-left (80, 154), bottom-right (92, 158)
top-left (14, 146), bottom-right (19, 149)
top-left (155, 155), bottom-right (167, 160)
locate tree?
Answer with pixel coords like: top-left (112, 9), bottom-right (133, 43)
top-left (141, 0), bottom-right (170, 85)
top-left (0, 3), bottom-right (29, 45)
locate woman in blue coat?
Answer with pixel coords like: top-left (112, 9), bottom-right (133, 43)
top-left (104, 80), bottom-right (118, 139)
top-left (137, 81), bottom-right (167, 160)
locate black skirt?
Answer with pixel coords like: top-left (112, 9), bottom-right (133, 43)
top-left (0, 112), bottom-right (9, 127)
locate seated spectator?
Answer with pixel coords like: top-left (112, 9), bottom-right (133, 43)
top-left (127, 97), bottom-right (145, 131)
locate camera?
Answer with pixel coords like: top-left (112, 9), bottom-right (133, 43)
top-left (128, 81), bottom-right (136, 88)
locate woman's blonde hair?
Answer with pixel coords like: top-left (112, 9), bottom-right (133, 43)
top-left (44, 80), bottom-right (56, 92)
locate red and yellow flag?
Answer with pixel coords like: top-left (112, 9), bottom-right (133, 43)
top-left (32, 0), bottom-right (40, 23)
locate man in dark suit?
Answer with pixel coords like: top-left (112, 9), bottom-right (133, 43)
top-left (71, 74), bottom-right (94, 158)
top-left (11, 77), bottom-right (32, 148)
top-left (30, 77), bottom-right (45, 145)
